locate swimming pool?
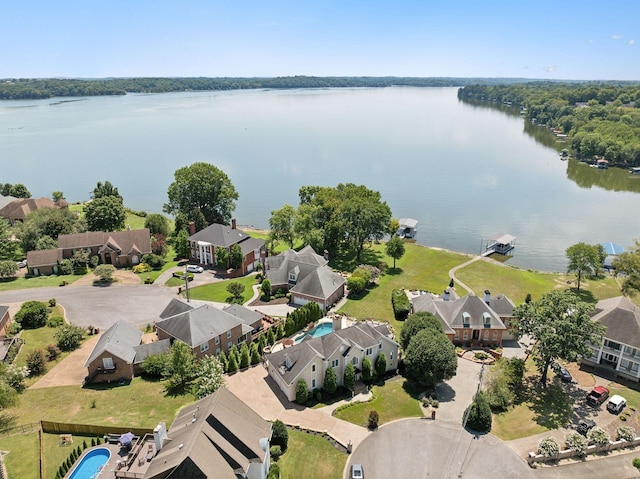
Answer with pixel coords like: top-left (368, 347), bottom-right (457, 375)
top-left (295, 322), bottom-right (333, 343)
top-left (68, 447), bottom-right (111, 479)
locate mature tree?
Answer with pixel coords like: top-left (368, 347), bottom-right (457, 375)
top-left (0, 260), bottom-right (18, 279)
top-left (174, 229), bottom-right (190, 260)
top-left (226, 281), bottom-right (245, 304)
top-left (566, 242), bottom-right (604, 291)
top-left (230, 243), bottom-right (243, 270)
top-left (84, 196), bottom-right (126, 232)
top-left (513, 290), bottom-right (605, 386)
top-left (167, 340), bottom-right (197, 389)
top-left (226, 350), bottom-right (238, 374)
top-left (400, 312), bottom-right (443, 350)
top-left (295, 379), bottom-right (309, 404)
top-left (463, 391), bottom-right (492, 432)
top-left (15, 300), bottom-right (48, 329)
top-left (261, 279), bottom-right (272, 299)
top-left (52, 191), bottom-right (65, 202)
top-left (613, 240), bottom-right (640, 296)
top-left (94, 264), bottom-right (116, 281)
top-left (404, 329), bottom-right (457, 388)
top-left (164, 162), bottom-right (238, 226)
top-left (271, 420), bottom-right (289, 451)
top-left (324, 366), bottom-right (337, 394)
top-left (375, 352), bottom-right (387, 377)
top-left (344, 363), bottom-right (356, 391)
top-left (93, 180), bottom-right (122, 200)
top-left (239, 343), bottom-right (250, 369)
top-left (193, 355), bottom-right (225, 399)
top-left (35, 235), bottom-right (57, 250)
top-left (362, 357), bottom-right (375, 383)
top-left (72, 249), bottom-right (90, 270)
top-left (55, 325), bottom-right (85, 351)
top-left (385, 236), bottom-right (406, 269)
top-left (0, 220), bottom-right (16, 260)
top-left (16, 207), bottom-right (84, 252)
top-left (9, 184), bottom-right (31, 198)
top-left (144, 213), bottom-right (170, 236)
top-left (215, 246), bottom-right (229, 269)
top-left (151, 234), bottom-right (168, 257)
top-left (269, 204), bottom-right (297, 249)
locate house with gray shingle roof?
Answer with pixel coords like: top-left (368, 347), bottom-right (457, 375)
top-left (264, 245), bottom-right (345, 311)
top-left (188, 221), bottom-right (265, 275)
top-left (582, 296), bottom-right (640, 381)
top-left (155, 300), bottom-right (263, 359)
top-left (144, 386), bottom-right (272, 479)
top-left (265, 321), bottom-right (399, 401)
top-left (411, 291), bottom-right (510, 346)
top-left (0, 196), bottom-right (66, 225)
top-left (83, 320), bottom-right (170, 384)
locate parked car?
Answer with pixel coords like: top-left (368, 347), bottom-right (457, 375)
top-left (557, 366), bottom-right (573, 383)
top-left (186, 265), bottom-right (204, 273)
top-left (577, 419), bottom-right (596, 436)
top-left (351, 464), bottom-right (364, 479)
top-left (607, 395), bottom-right (627, 414)
top-left (586, 386), bottom-right (610, 406)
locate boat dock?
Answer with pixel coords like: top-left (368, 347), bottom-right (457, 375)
top-left (482, 234), bottom-right (516, 257)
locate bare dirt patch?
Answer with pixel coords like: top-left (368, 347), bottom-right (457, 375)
top-left (71, 270), bottom-right (141, 286)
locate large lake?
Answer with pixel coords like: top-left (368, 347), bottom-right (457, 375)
top-left (1, 87), bottom-right (638, 272)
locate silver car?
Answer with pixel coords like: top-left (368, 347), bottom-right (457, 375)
top-left (351, 464), bottom-right (364, 479)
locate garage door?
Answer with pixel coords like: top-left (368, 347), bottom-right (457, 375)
top-left (293, 296), bottom-right (309, 306)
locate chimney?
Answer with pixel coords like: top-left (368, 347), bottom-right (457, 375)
top-left (323, 249), bottom-right (329, 261)
top-left (189, 222), bottom-right (196, 235)
top-left (153, 422), bottom-right (168, 451)
top-left (231, 218), bottom-right (237, 230)
top-left (443, 289), bottom-right (450, 301)
top-left (484, 290), bottom-right (491, 305)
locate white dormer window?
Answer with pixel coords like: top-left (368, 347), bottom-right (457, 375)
top-left (462, 312), bottom-right (471, 327)
top-left (288, 265), bottom-right (300, 283)
top-left (483, 313), bottom-right (491, 327)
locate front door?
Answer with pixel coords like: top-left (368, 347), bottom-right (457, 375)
top-left (472, 329), bottom-right (480, 340)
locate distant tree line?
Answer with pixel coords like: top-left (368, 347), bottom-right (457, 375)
top-left (458, 82), bottom-right (640, 167)
top-left (0, 76), bottom-right (535, 100)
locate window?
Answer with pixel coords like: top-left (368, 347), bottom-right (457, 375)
top-left (331, 359), bottom-right (339, 368)
top-left (492, 331), bottom-right (498, 341)
top-left (312, 364), bottom-right (316, 372)
top-left (379, 342), bottom-right (383, 350)
top-left (366, 348), bottom-right (373, 356)
top-left (454, 331), bottom-right (459, 340)
top-left (216, 348), bottom-right (220, 356)
top-left (351, 357), bottom-right (358, 366)
top-left (227, 331), bottom-right (232, 339)
top-left (312, 379), bottom-right (316, 388)
top-left (237, 336), bottom-right (244, 344)
top-left (483, 330), bottom-right (489, 340)
top-left (102, 357), bottom-right (114, 369)
top-left (463, 331), bottom-right (468, 340)
top-left (228, 342), bottom-right (233, 350)
top-left (604, 339), bottom-right (621, 350)
top-left (390, 351), bottom-right (394, 360)
top-left (215, 336), bottom-right (220, 345)
top-left (200, 342), bottom-right (209, 353)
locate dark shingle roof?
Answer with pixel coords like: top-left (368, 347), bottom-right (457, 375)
top-left (222, 304), bottom-right (263, 328)
top-left (592, 296), bottom-right (640, 347)
top-left (290, 266), bottom-right (345, 300)
top-left (144, 387), bottom-right (271, 479)
top-left (159, 298), bottom-right (194, 319)
top-left (58, 229), bottom-right (151, 255)
top-left (412, 294), bottom-right (507, 331)
top-left (84, 321), bottom-right (143, 367)
top-left (189, 224), bottom-right (249, 248)
top-left (26, 248), bottom-right (61, 267)
top-left (133, 339), bottom-right (171, 364)
top-left (0, 197), bottom-right (58, 221)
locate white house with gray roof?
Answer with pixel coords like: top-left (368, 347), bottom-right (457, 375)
top-left (264, 245), bottom-right (345, 311)
top-left (265, 321), bottom-right (399, 401)
top-left (582, 296), bottom-right (640, 381)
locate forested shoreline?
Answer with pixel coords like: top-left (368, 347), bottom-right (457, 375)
top-left (458, 82), bottom-right (640, 167)
top-left (0, 76), bottom-right (540, 100)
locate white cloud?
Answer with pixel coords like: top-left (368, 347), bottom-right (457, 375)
top-left (546, 65), bottom-right (557, 73)
top-left (612, 35), bottom-right (623, 40)
top-left (628, 39), bottom-right (636, 46)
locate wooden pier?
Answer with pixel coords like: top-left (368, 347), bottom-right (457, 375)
top-left (482, 234), bottom-right (516, 257)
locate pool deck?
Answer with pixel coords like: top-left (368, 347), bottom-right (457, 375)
top-left (65, 436), bottom-right (157, 479)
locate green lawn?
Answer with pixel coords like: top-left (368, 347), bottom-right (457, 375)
top-left (0, 274), bottom-right (84, 292)
top-left (333, 378), bottom-right (423, 427)
top-left (278, 429), bottom-right (347, 479)
top-left (0, 431), bottom-right (39, 479)
top-left (44, 433), bottom-right (97, 479)
top-left (188, 275), bottom-right (258, 303)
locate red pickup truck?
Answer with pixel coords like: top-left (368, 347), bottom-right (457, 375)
top-left (586, 386), bottom-right (610, 406)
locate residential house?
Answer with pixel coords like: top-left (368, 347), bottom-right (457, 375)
top-left (582, 296), bottom-right (640, 382)
top-left (84, 320), bottom-right (170, 384)
top-left (144, 386), bottom-right (272, 479)
top-left (0, 196), bottom-right (67, 225)
top-left (265, 321), bottom-right (399, 401)
top-left (0, 305), bottom-right (11, 336)
top-left (188, 220), bottom-right (265, 275)
top-left (411, 290), bottom-right (511, 346)
top-left (27, 228), bottom-right (152, 276)
top-left (264, 245), bottom-right (346, 311)
top-left (155, 300), bottom-right (264, 359)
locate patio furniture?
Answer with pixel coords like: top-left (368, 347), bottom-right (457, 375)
top-left (59, 434), bottom-right (73, 445)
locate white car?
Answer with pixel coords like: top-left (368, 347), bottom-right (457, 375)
top-left (351, 464), bottom-right (364, 479)
top-left (607, 395), bottom-right (626, 414)
top-left (186, 265), bottom-right (204, 273)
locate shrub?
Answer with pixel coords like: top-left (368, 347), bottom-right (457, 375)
top-left (267, 462), bottom-right (280, 479)
top-left (58, 259), bottom-right (73, 275)
top-left (48, 298), bottom-right (57, 307)
top-left (270, 445), bottom-right (282, 461)
top-left (634, 457), bottom-right (640, 469)
top-left (226, 352), bottom-right (238, 374)
top-left (25, 349), bottom-right (47, 376)
top-left (94, 264), bottom-right (116, 281)
top-left (6, 365), bottom-right (29, 392)
top-left (142, 253), bottom-right (166, 270)
top-left (250, 343), bottom-right (261, 366)
top-left (271, 420), bottom-right (288, 451)
top-left (368, 410), bottom-right (379, 429)
top-left (463, 391), bottom-right (492, 432)
top-left (47, 315), bottom-right (64, 328)
top-left (617, 425), bottom-right (635, 442)
top-left (391, 289), bottom-right (411, 320)
top-left (537, 436), bottom-right (559, 458)
top-left (132, 263), bottom-right (152, 273)
top-left (324, 367), bottom-right (337, 395)
top-left (587, 426), bottom-right (611, 448)
top-left (474, 351), bottom-right (489, 360)
top-left (347, 275), bottom-right (367, 295)
top-left (344, 363), bottom-right (356, 391)
top-left (295, 379), bottom-right (309, 404)
top-left (565, 431), bottom-right (588, 456)
top-left (141, 353), bottom-right (169, 378)
top-left (239, 343), bottom-right (250, 369)
top-left (362, 357), bottom-right (375, 383)
top-left (15, 300), bottom-right (48, 329)
top-left (261, 279), bottom-right (272, 299)
top-left (90, 255), bottom-right (100, 269)
top-left (375, 352), bottom-right (387, 377)
top-left (55, 324), bottom-right (84, 351)
top-left (314, 389), bottom-right (322, 402)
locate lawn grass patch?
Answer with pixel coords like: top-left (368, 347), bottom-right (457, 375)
top-left (43, 432), bottom-right (97, 479)
top-left (0, 431), bottom-right (39, 479)
top-left (134, 245), bottom-right (179, 284)
top-left (333, 378), bottom-right (423, 426)
top-left (278, 429), bottom-right (347, 479)
top-left (0, 274), bottom-right (84, 292)
top-left (188, 275), bottom-right (258, 303)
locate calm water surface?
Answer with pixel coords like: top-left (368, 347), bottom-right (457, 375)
top-left (1, 87), bottom-right (638, 272)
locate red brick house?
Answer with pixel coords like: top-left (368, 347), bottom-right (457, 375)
top-left (0, 306), bottom-right (11, 337)
top-left (0, 196), bottom-right (68, 225)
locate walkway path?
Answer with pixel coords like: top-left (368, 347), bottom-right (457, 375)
top-left (448, 255), bottom-right (482, 295)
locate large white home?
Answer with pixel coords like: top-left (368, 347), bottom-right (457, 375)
top-left (582, 296), bottom-right (640, 381)
top-left (265, 320), bottom-right (399, 401)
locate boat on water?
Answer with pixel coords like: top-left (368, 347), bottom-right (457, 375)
top-left (396, 218), bottom-right (418, 239)
top-left (630, 167), bottom-right (640, 175)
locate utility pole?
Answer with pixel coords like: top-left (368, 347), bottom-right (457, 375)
top-left (184, 264), bottom-right (190, 303)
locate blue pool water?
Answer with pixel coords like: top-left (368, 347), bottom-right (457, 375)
top-left (69, 447), bottom-right (110, 479)
top-left (295, 322), bottom-right (333, 343)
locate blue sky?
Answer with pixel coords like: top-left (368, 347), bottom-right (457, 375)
top-left (1, 0), bottom-right (638, 80)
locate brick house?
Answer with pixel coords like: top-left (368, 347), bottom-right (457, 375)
top-left (0, 305), bottom-right (11, 336)
top-left (188, 220), bottom-right (265, 275)
top-left (0, 196), bottom-right (68, 225)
